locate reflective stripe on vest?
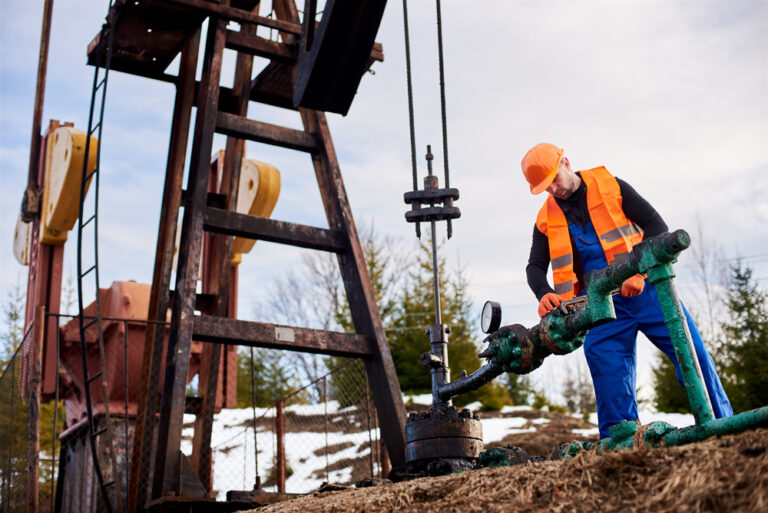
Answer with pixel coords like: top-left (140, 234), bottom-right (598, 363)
top-left (535, 167), bottom-right (644, 299)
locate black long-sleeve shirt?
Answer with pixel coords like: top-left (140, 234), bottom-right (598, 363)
top-left (526, 173), bottom-right (668, 300)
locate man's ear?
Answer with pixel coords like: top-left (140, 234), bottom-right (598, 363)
top-left (561, 156), bottom-right (570, 169)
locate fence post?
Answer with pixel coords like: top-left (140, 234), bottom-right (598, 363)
top-left (28, 306), bottom-right (45, 513)
top-left (323, 376), bottom-right (329, 482)
top-left (275, 400), bottom-right (285, 493)
top-left (381, 444), bottom-right (391, 479)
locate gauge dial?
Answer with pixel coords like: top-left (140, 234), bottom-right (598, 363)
top-left (481, 300), bottom-right (501, 333)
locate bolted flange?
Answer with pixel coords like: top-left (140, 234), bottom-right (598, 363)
top-left (405, 406), bottom-right (483, 471)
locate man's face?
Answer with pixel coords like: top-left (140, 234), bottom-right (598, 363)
top-left (545, 161), bottom-right (576, 199)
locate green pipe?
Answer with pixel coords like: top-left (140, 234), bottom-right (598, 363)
top-left (662, 407), bottom-right (768, 447)
top-left (560, 407), bottom-right (768, 459)
top-left (470, 231), bottom-right (693, 377)
top-left (649, 269), bottom-right (715, 425)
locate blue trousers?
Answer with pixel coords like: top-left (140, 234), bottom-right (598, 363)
top-left (583, 283), bottom-right (733, 438)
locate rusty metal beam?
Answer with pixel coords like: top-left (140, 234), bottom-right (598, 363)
top-left (225, 29), bottom-right (296, 63)
top-left (152, 16), bottom-right (226, 499)
top-left (130, 28), bottom-right (200, 513)
top-left (192, 316), bottom-right (374, 357)
top-left (192, 24), bottom-right (256, 488)
top-left (293, 0), bottom-right (387, 114)
top-left (203, 207), bottom-right (346, 252)
top-left (308, 108), bottom-right (408, 466)
top-left (27, 306), bottom-right (45, 513)
top-left (215, 112), bottom-right (319, 152)
top-left (23, 120), bottom-right (65, 400)
top-left (22, 0), bottom-right (54, 221)
top-left (302, 106), bottom-right (407, 467)
top-left (162, 0), bottom-right (302, 35)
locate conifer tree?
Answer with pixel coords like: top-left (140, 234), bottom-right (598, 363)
top-left (235, 348), bottom-right (301, 407)
top-left (651, 351), bottom-right (691, 413)
top-left (388, 242), bottom-right (508, 410)
top-left (717, 263), bottom-right (768, 412)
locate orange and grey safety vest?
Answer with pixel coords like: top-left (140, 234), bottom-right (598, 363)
top-left (535, 167), bottom-right (643, 299)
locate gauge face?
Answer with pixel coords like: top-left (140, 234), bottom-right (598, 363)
top-left (481, 301), bottom-right (501, 333)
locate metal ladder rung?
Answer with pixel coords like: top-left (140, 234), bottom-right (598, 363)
top-left (95, 76), bottom-right (107, 91)
top-left (89, 122), bottom-right (101, 136)
top-left (92, 427), bottom-right (108, 438)
top-left (85, 168), bottom-right (99, 182)
top-left (82, 213), bottom-right (97, 228)
top-left (81, 264), bottom-right (97, 277)
top-left (82, 317), bottom-right (99, 330)
top-left (86, 371), bottom-right (103, 384)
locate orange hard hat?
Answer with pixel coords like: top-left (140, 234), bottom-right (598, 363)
top-left (521, 143), bottom-right (564, 195)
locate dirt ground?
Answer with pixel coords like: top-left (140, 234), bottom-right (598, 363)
top-left (250, 427), bottom-right (768, 513)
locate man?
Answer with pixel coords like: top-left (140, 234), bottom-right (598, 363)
top-left (522, 142), bottom-right (732, 438)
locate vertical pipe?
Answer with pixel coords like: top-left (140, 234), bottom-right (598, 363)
top-left (28, 306), bottom-right (45, 513)
top-left (652, 276), bottom-right (715, 424)
top-left (275, 400), bottom-right (285, 493)
top-left (430, 220), bottom-right (441, 325)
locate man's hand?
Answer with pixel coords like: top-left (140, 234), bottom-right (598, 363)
top-left (621, 274), bottom-right (645, 297)
top-left (538, 292), bottom-right (565, 318)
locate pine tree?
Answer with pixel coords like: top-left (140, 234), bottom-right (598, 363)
top-left (1, 279), bottom-right (25, 365)
top-left (504, 373), bottom-right (534, 406)
top-left (651, 351), bottom-right (690, 413)
top-left (235, 348), bottom-right (301, 407)
top-left (326, 226), bottom-right (408, 407)
top-left (717, 263), bottom-right (768, 412)
top-left (388, 241), bottom-right (508, 410)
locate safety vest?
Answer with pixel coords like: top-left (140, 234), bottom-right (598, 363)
top-left (535, 167), bottom-right (643, 299)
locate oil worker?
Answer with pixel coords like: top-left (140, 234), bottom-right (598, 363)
top-left (521, 143), bottom-right (732, 438)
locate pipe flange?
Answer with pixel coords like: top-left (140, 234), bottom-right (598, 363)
top-left (539, 322), bottom-right (568, 355)
top-left (508, 324), bottom-right (533, 371)
top-left (405, 406), bottom-right (483, 470)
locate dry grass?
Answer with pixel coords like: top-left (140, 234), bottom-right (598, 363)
top-left (251, 427), bottom-right (768, 513)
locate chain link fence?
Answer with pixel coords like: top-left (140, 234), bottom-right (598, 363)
top-left (2, 312), bottom-right (385, 510)
top-left (1, 321), bottom-right (62, 513)
top-left (1, 342), bottom-right (30, 513)
top-left (192, 358), bottom-right (384, 498)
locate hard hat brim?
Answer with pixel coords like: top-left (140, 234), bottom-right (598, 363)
top-left (530, 169), bottom-right (557, 195)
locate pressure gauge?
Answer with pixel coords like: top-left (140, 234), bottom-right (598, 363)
top-left (481, 301), bottom-right (501, 334)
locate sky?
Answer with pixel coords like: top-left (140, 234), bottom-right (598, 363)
top-left (1, 0), bottom-right (767, 401)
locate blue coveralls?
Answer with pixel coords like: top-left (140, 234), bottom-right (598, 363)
top-left (569, 221), bottom-right (733, 438)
